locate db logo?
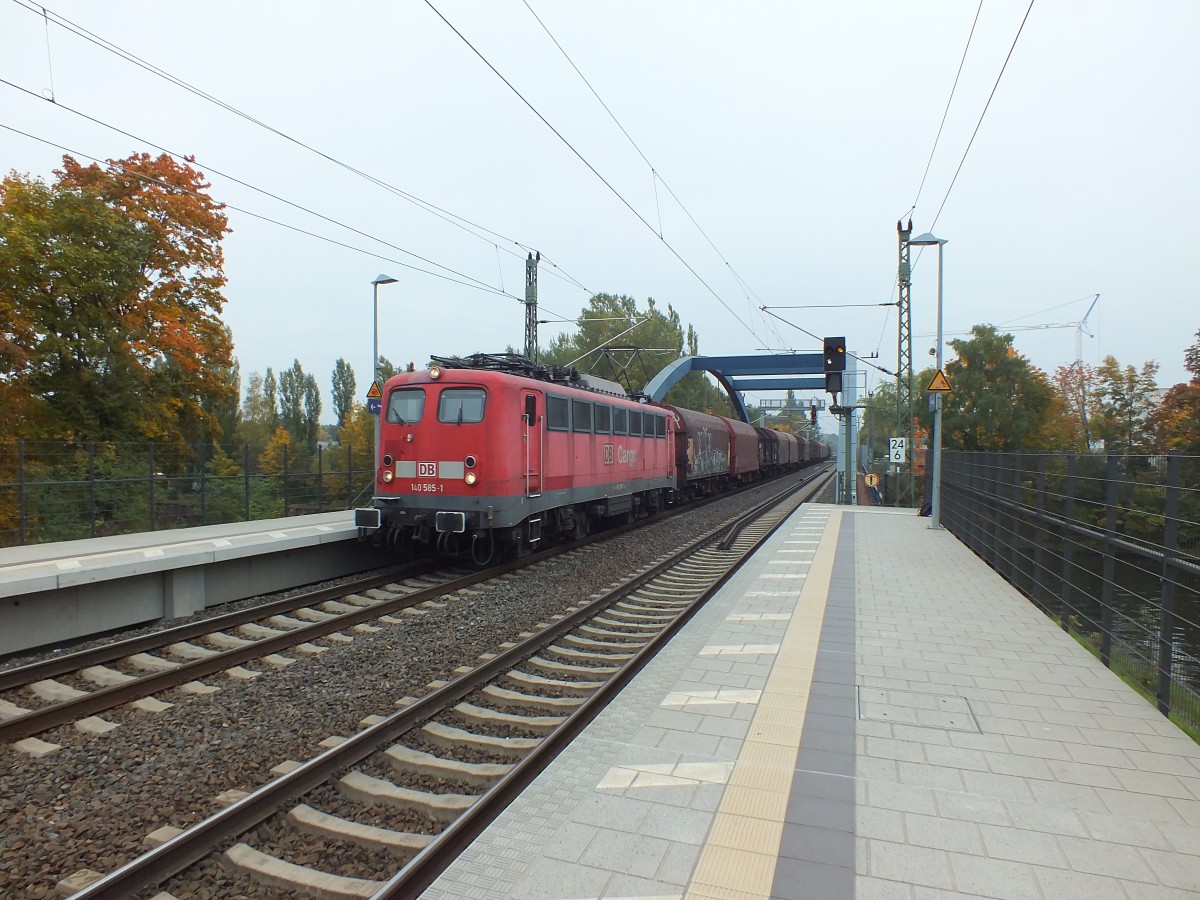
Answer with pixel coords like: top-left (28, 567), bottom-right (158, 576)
top-left (603, 444), bottom-right (614, 465)
top-left (418, 461), bottom-right (437, 478)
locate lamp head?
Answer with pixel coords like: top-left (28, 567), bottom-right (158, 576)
top-left (909, 232), bottom-right (947, 246)
top-left (372, 274), bottom-right (399, 285)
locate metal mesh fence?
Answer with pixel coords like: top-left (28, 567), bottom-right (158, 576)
top-left (941, 451), bottom-right (1200, 734)
top-left (0, 441), bottom-right (375, 547)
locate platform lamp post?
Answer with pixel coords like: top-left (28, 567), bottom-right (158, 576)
top-left (371, 274), bottom-right (399, 470)
top-left (907, 233), bottom-right (946, 530)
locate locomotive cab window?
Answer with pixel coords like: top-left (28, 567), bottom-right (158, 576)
top-left (613, 407), bottom-right (627, 435)
top-left (572, 399), bottom-right (593, 433)
top-left (594, 404), bottom-right (612, 434)
top-left (438, 388), bottom-right (486, 424)
top-left (547, 395), bottom-right (569, 431)
top-left (629, 410), bottom-right (642, 437)
top-left (387, 388), bottom-right (425, 425)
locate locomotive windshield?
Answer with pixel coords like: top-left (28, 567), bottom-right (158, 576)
top-left (387, 388), bottom-right (425, 424)
top-left (438, 388), bottom-right (486, 424)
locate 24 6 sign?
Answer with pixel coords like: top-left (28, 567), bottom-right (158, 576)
top-left (889, 438), bottom-right (907, 464)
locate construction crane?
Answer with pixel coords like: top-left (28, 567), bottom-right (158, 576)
top-left (1001, 293), bottom-right (1100, 369)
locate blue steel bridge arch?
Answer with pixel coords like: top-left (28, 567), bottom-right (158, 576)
top-left (641, 353), bottom-right (826, 423)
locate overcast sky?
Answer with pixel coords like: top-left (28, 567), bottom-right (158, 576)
top-left (3, 1), bottom-right (1197, 432)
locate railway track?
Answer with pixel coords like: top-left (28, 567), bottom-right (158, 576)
top-left (64, 467), bottom-right (833, 899)
top-left (1, 466), bottom-right (831, 749)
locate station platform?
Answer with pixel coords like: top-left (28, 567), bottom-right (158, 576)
top-left (425, 505), bottom-right (1200, 899)
top-left (0, 512), bottom-right (377, 657)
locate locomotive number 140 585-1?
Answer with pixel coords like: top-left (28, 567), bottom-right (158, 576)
top-left (410, 482), bottom-right (444, 493)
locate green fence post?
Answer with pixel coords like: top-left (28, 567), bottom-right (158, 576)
top-left (1061, 453), bottom-right (1076, 633)
top-left (1100, 453), bottom-right (1119, 667)
top-left (1156, 451), bottom-right (1181, 716)
top-left (149, 443), bottom-right (157, 532)
top-left (244, 444), bottom-right (251, 521)
top-left (18, 439), bottom-right (26, 545)
top-left (89, 441), bottom-right (97, 539)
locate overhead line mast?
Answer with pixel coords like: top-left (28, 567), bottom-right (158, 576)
top-left (896, 220), bottom-right (915, 506)
top-left (524, 251), bottom-right (540, 362)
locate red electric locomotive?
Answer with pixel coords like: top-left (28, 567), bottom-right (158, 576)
top-left (356, 354), bottom-right (826, 564)
top-left (357, 355), bottom-right (676, 564)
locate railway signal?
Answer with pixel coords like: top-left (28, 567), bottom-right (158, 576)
top-left (823, 336), bottom-right (845, 395)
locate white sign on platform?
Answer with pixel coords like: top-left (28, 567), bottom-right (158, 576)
top-left (889, 437), bottom-right (907, 464)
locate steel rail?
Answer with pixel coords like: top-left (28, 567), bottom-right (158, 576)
top-left (374, 469), bottom-right (833, 897)
top-left (0, 562), bottom-right (435, 691)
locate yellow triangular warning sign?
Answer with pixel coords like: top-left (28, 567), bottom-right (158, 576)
top-left (365, 381), bottom-right (382, 399)
top-left (927, 370), bottom-right (952, 392)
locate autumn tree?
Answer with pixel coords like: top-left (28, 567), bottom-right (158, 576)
top-left (1148, 328), bottom-right (1200, 453)
top-left (1092, 355), bottom-right (1160, 455)
top-left (917, 325), bottom-right (1058, 452)
top-left (1049, 363), bottom-right (1102, 450)
top-left (331, 358), bottom-right (357, 428)
top-left (0, 153), bottom-right (235, 444)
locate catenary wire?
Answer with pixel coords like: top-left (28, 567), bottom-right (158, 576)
top-left (929, 0), bottom-right (1036, 231)
top-left (519, 0), bottom-right (790, 350)
top-left (422, 0), bottom-right (766, 347)
top-left (7, 0), bottom-right (594, 297)
top-left (759, 308), bottom-right (895, 379)
top-left (0, 121), bottom-right (517, 300)
top-left (0, 76), bottom-right (516, 297)
top-left (909, 0), bottom-right (985, 219)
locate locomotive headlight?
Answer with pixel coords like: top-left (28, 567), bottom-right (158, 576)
top-left (428, 366), bottom-right (442, 380)
top-left (464, 471), bottom-right (478, 486)
top-left (382, 469), bottom-right (395, 483)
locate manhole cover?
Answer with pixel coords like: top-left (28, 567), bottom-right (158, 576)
top-left (857, 687), bottom-right (981, 733)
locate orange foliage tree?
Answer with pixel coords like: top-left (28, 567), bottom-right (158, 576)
top-left (0, 153), bottom-right (234, 445)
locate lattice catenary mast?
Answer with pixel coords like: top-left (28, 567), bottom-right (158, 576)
top-left (896, 219), bottom-right (914, 506)
top-left (524, 251), bottom-right (540, 362)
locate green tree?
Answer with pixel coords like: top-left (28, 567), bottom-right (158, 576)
top-left (541, 294), bottom-right (729, 414)
top-left (331, 357), bottom-right (357, 428)
top-left (377, 357), bottom-right (400, 384)
top-left (1, 170), bottom-right (152, 439)
top-left (921, 325), bottom-right (1057, 452)
top-left (207, 336), bottom-right (241, 450)
top-left (263, 368), bottom-right (279, 430)
top-left (1093, 355), bottom-right (1160, 455)
top-left (860, 381), bottom-right (901, 453)
top-left (277, 359), bottom-right (322, 452)
top-left (237, 371), bottom-right (275, 456)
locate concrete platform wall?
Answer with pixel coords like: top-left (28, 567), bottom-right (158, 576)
top-left (0, 515), bottom-right (382, 657)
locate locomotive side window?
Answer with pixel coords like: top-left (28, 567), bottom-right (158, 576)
top-left (594, 404), bottom-right (612, 434)
top-left (612, 407), bottom-right (627, 435)
top-left (653, 414), bottom-right (666, 438)
top-left (572, 399), bottom-right (593, 433)
top-left (438, 388), bottom-right (486, 424)
top-left (629, 410), bottom-right (643, 437)
top-left (387, 388), bottom-right (425, 424)
top-left (547, 395), bottom-right (569, 431)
